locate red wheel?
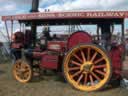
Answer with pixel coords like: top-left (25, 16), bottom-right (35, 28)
top-left (63, 44), bottom-right (112, 91)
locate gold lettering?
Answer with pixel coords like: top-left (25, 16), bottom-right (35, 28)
top-left (106, 12), bottom-right (114, 16)
top-left (119, 12), bottom-right (124, 17)
top-left (86, 12), bottom-right (93, 17)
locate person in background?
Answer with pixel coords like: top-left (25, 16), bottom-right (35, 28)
top-left (125, 38), bottom-right (128, 56)
top-left (43, 25), bottom-right (52, 41)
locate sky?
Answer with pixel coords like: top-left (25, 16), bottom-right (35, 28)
top-left (0, 0), bottom-right (128, 41)
top-left (0, 0), bottom-right (128, 15)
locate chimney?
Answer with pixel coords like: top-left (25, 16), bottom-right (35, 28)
top-left (29, 0), bottom-right (40, 47)
top-left (30, 0), bottom-right (39, 12)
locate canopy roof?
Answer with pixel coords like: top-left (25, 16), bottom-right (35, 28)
top-left (2, 11), bottom-right (128, 25)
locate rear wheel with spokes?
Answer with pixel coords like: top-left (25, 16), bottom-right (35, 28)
top-left (63, 44), bottom-right (112, 91)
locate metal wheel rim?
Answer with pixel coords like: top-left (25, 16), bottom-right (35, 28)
top-left (13, 59), bottom-right (32, 83)
top-left (63, 44), bottom-right (111, 91)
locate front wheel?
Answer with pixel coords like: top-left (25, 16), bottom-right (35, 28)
top-left (63, 44), bottom-right (112, 92)
top-left (13, 59), bottom-right (32, 83)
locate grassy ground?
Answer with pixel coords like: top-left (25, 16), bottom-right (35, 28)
top-left (0, 62), bottom-right (128, 96)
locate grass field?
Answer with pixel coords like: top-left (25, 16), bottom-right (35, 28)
top-left (0, 61), bottom-right (128, 96)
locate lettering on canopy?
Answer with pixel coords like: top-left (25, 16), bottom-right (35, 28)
top-left (2, 11), bottom-right (128, 21)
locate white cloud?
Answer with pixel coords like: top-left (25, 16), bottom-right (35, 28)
top-left (0, 4), bottom-right (16, 12)
top-left (0, 3), bottom-right (17, 16)
top-left (0, 0), bottom-right (32, 5)
top-left (0, 0), bottom-right (127, 12)
top-left (39, 0), bottom-right (128, 11)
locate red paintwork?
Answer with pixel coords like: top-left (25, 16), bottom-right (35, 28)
top-left (109, 44), bottom-right (125, 79)
top-left (41, 54), bottom-right (58, 69)
top-left (33, 51), bottom-right (58, 69)
top-left (67, 31), bottom-right (92, 49)
top-left (2, 11), bottom-right (128, 21)
top-left (34, 31), bottom-right (92, 70)
top-left (33, 41), bottom-right (67, 69)
top-left (33, 51), bottom-right (47, 57)
top-left (41, 41), bottom-right (67, 69)
top-left (47, 41), bottom-right (67, 52)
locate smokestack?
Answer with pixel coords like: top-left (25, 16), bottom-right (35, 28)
top-left (30, 0), bottom-right (39, 12)
top-left (29, 0), bottom-right (40, 47)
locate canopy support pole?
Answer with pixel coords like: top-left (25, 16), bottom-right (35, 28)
top-left (97, 25), bottom-right (100, 41)
top-left (11, 20), bottom-right (13, 39)
top-left (121, 19), bottom-right (125, 43)
top-left (5, 21), bottom-right (10, 43)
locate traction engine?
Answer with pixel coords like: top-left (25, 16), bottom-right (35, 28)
top-left (2, 0), bottom-right (126, 92)
top-left (10, 24), bottom-right (124, 91)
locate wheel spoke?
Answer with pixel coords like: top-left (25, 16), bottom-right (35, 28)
top-left (71, 71), bottom-right (81, 78)
top-left (20, 74), bottom-right (24, 80)
top-left (89, 75), bottom-right (94, 86)
top-left (87, 48), bottom-right (91, 61)
top-left (91, 72), bottom-right (101, 81)
top-left (84, 73), bottom-right (88, 85)
top-left (95, 69), bottom-right (105, 76)
top-left (24, 69), bottom-right (30, 73)
top-left (91, 52), bottom-right (97, 62)
top-left (24, 72), bottom-right (29, 78)
top-left (94, 58), bottom-right (104, 64)
top-left (71, 60), bottom-right (81, 66)
top-left (69, 67), bottom-right (80, 71)
top-left (16, 62), bottom-right (21, 66)
top-left (80, 49), bottom-right (86, 62)
top-left (25, 66), bottom-right (30, 70)
top-left (16, 64), bottom-right (20, 69)
top-left (16, 73), bottom-right (21, 77)
top-left (23, 75), bottom-right (27, 80)
top-left (21, 64), bottom-right (24, 69)
top-left (16, 62), bottom-right (22, 68)
top-left (16, 71), bottom-right (21, 75)
top-left (77, 74), bottom-right (83, 84)
top-left (17, 63), bottom-right (22, 69)
top-left (93, 64), bottom-right (106, 69)
top-left (73, 54), bottom-right (83, 63)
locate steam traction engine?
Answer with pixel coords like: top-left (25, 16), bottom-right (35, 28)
top-left (2, 11), bottom-right (128, 91)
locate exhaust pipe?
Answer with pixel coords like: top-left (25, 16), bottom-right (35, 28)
top-left (30, 0), bottom-right (39, 12)
top-left (29, 0), bottom-right (40, 47)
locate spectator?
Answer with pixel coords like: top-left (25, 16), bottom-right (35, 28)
top-left (125, 38), bottom-right (128, 56)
